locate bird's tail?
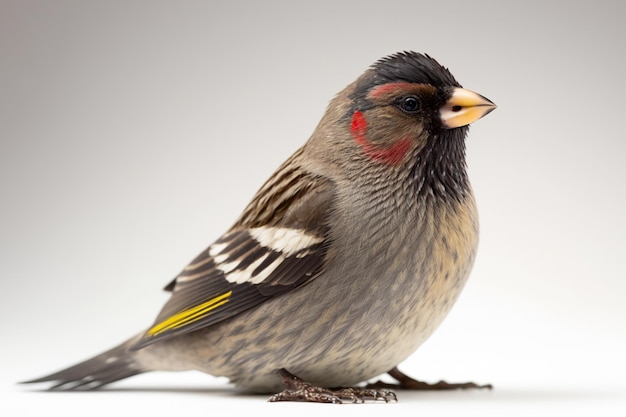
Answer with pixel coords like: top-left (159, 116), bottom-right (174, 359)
top-left (21, 335), bottom-right (146, 390)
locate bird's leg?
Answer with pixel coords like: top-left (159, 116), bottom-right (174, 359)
top-left (366, 367), bottom-right (493, 391)
top-left (268, 369), bottom-right (397, 404)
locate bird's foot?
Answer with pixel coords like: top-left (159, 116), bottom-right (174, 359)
top-left (366, 367), bottom-right (493, 391)
top-left (268, 369), bottom-right (397, 404)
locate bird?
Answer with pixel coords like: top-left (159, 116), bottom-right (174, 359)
top-left (23, 51), bottom-right (496, 403)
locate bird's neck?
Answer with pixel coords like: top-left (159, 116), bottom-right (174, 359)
top-left (341, 127), bottom-right (471, 207)
top-left (409, 127), bottom-right (471, 204)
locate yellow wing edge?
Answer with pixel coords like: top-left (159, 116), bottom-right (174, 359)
top-left (147, 291), bottom-right (233, 337)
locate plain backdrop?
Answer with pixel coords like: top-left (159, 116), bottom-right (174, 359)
top-left (1, 1), bottom-right (625, 416)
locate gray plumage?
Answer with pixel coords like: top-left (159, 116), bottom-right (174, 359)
top-left (23, 51), bottom-right (495, 398)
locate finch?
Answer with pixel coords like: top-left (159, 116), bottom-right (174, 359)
top-left (24, 51), bottom-right (496, 403)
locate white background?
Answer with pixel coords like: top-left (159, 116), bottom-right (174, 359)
top-left (1, 1), bottom-right (625, 416)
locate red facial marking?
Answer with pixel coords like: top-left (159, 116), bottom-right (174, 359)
top-left (368, 82), bottom-right (415, 99)
top-left (350, 111), bottom-right (411, 165)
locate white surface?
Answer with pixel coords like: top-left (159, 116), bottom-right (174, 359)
top-left (2, 1), bottom-right (625, 416)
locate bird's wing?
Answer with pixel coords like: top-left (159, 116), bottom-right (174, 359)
top-left (131, 150), bottom-right (334, 350)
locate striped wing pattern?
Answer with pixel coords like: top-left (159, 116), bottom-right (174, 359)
top-left (131, 150), bottom-right (334, 350)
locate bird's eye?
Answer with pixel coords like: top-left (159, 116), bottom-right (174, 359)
top-left (397, 96), bottom-right (420, 113)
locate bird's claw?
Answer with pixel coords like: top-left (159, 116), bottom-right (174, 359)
top-left (365, 367), bottom-right (493, 391)
top-left (268, 369), bottom-right (397, 404)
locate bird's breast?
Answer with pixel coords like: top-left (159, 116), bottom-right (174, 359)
top-left (282, 191), bottom-right (480, 385)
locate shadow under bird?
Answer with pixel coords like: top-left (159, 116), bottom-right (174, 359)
top-left (23, 51), bottom-right (496, 403)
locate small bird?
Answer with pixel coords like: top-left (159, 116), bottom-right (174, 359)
top-left (23, 51), bottom-right (496, 403)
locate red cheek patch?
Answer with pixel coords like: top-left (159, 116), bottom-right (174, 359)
top-left (350, 111), bottom-right (411, 165)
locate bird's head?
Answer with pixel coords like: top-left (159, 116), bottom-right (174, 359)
top-left (306, 51), bottom-right (495, 199)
